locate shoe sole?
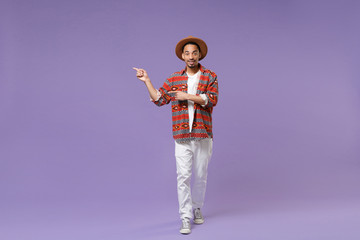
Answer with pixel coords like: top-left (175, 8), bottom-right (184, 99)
top-left (194, 219), bottom-right (204, 224)
top-left (180, 229), bottom-right (191, 234)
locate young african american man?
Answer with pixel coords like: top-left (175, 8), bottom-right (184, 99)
top-left (133, 36), bottom-right (219, 234)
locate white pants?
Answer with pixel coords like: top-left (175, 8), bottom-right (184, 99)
top-left (175, 138), bottom-right (213, 220)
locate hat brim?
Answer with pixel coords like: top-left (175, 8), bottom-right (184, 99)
top-left (175, 36), bottom-right (208, 61)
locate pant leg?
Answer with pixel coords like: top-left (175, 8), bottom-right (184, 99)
top-left (192, 138), bottom-right (213, 209)
top-left (175, 141), bottom-right (193, 220)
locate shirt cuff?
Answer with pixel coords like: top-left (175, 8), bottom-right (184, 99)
top-left (150, 89), bottom-right (161, 102)
top-left (200, 94), bottom-right (208, 107)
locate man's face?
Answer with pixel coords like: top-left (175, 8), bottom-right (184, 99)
top-left (182, 44), bottom-right (201, 69)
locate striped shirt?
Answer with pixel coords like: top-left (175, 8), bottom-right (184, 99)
top-left (152, 64), bottom-right (219, 143)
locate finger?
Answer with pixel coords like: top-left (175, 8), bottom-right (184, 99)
top-left (132, 67), bottom-right (139, 71)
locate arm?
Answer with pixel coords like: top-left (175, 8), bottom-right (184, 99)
top-left (133, 67), bottom-right (159, 101)
top-left (169, 91), bottom-right (206, 105)
top-left (169, 74), bottom-right (218, 107)
top-left (133, 67), bottom-right (171, 106)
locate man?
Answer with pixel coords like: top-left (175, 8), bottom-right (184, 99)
top-left (133, 36), bottom-right (218, 234)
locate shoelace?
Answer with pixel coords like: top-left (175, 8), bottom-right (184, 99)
top-left (194, 209), bottom-right (202, 218)
top-left (182, 219), bottom-right (190, 228)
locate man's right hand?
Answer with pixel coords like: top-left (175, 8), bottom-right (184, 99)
top-left (133, 67), bottom-right (150, 83)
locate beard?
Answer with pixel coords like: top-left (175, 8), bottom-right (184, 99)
top-left (187, 61), bottom-right (197, 68)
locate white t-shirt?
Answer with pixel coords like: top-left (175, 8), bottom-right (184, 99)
top-left (187, 71), bottom-right (201, 132)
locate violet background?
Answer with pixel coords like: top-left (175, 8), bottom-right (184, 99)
top-left (1, 0), bottom-right (360, 239)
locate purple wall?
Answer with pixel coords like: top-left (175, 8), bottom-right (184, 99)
top-left (1, 0), bottom-right (360, 239)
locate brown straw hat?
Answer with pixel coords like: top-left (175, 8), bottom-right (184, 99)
top-left (175, 36), bottom-right (208, 61)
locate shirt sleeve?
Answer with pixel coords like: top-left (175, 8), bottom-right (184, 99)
top-left (204, 74), bottom-right (218, 108)
top-left (199, 94), bottom-right (208, 107)
top-left (152, 78), bottom-right (172, 107)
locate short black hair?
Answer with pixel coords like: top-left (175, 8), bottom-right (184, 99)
top-left (182, 42), bottom-right (201, 53)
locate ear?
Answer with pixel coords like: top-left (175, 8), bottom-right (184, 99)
top-left (199, 52), bottom-right (202, 59)
top-left (182, 52), bottom-right (185, 60)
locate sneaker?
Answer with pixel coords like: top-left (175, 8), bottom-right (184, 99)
top-left (180, 218), bottom-right (191, 234)
top-left (193, 208), bottom-right (204, 224)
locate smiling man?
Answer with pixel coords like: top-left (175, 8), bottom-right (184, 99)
top-left (133, 36), bottom-right (219, 235)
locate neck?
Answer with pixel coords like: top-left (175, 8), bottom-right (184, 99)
top-left (186, 64), bottom-right (200, 75)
